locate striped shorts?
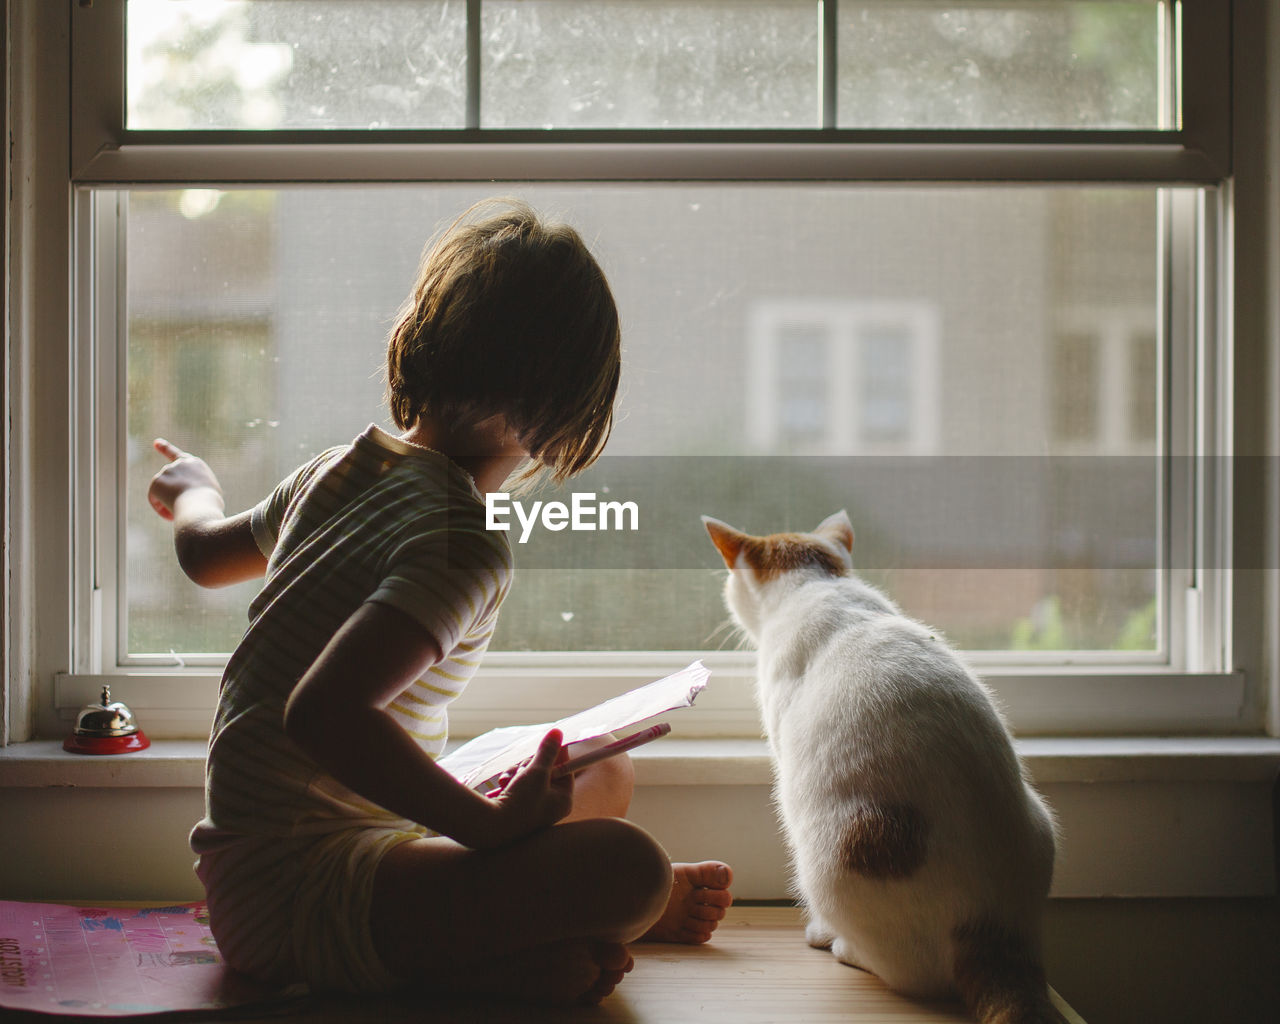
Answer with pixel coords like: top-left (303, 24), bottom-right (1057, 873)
top-left (195, 825), bottom-right (425, 992)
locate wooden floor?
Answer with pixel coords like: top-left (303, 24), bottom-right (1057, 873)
top-left (220, 905), bottom-right (1086, 1024)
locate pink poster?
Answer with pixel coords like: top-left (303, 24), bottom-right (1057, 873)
top-left (0, 901), bottom-right (293, 1017)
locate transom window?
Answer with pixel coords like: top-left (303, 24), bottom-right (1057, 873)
top-left (124, 0), bottom-right (1174, 132)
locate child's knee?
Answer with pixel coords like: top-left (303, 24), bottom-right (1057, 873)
top-left (570, 751), bottom-right (636, 819)
top-left (591, 748), bottom-right (635, 794)
top-left (580, 818), bottom-right (672, 928)
top-left (613, 818), bottom-right (672, 894)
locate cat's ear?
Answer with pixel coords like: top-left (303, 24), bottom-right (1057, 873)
top-left (702, 515), bottom-right (748, 569)
top-left (815, 510), bottom-right (855, 552)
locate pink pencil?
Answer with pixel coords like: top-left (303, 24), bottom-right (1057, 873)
top-left (552, 722), bottom-right (672, 779)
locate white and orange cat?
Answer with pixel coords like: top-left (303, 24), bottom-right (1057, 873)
top-left (704, 511), bottom-right (1064, 1024)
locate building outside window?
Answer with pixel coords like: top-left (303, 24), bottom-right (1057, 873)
top-left (747, 300), bottom-right (940, 456)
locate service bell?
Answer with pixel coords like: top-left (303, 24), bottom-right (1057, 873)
top-left (63, 685), bottom-right (151, 755)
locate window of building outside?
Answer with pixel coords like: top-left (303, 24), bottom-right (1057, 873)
top-left (43, 0), bottom-right (1238, 738)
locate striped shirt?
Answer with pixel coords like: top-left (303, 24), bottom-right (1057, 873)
top-left (191, 425), bottom-right (513, 853)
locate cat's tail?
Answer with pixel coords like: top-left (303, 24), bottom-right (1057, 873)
top-left (951, 918), bottom-right (1068, 1024)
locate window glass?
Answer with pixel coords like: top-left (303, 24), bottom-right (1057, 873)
top-left (126, 1), bottom-right (1172, 133)
top-left (481, 0), bottom-right (818, 128)
top-left (119, 184), bottom-right (1165, 658)
top-left (1053, 331), bottom-right (1100, 443)
top-left (859, 324), bottom-right (912, 444)
top-left (127, 0), bottom-right (467, 129)
top-left (776, 324), bottom-right (831, 449)
top-left (1130, 330), bottom-right (1159, 442)
top-left (837, 1), bottom-right (1170, 129)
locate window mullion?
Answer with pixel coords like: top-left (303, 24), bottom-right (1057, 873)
top-left (467, 0), bottom-right (482, 131)
top-left (820, 0), bottom-right (837, 130)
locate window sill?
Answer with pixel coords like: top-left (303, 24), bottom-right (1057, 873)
top-left (48, 667), bottom-right (1257, 741)
top-left (2, 735), bottom-right (1277, 788)
top-left (0, 738), bottom-right (209, 788)
top-left (3, 736), bottom-right (1277, 900)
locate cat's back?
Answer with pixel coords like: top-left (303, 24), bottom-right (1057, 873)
top-left (764, 576), bottom-right (999, 727)
top-left (703, 509), bottom-right (1031, 807)
top-left (765, 576), bottom-right (1031, 824)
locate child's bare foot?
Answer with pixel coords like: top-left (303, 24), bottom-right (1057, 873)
top-left (640, 860), bottom-right (733, 944)
top-left (473, 939), bottom-right (634, 1005)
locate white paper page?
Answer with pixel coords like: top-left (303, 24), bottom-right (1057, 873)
top-left (438, 661), bottom-right (709, 789)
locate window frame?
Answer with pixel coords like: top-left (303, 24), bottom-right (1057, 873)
top-left (7, 0), bottom-right (1264, 746)
top-left (72, 0), bottom-right (1230, 184)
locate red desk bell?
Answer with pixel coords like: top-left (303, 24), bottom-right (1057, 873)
top-left (63, 686), bottom-right (151, 755)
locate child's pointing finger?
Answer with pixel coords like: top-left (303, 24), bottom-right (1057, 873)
top-left (153, 437), bottom-right (185, 462)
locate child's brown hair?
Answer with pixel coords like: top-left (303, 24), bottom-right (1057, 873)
top-left (386, 198), bottom-right (621, 484)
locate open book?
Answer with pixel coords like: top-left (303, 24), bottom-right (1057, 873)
top-left (437, 660), bottom-right (709, 789)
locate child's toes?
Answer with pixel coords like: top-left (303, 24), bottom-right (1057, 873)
top-left (685, 860), bottom-right (733, 889)
top-left (696, 886), bottom-right (733, 909)
top-left (640, 860), bottom-right (735, 944)
top-left (592, 941), bottom-right (634, 974)
top-left (578, 972), bottom-right (623, 1005)
top-left (580, 948), bottom-right (631, 1004)
top-left (678, 925), bottom-right (715, 944)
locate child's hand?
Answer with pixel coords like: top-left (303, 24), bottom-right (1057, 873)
top-left (148, 438), bottom-right (225, 521)
top-left (482, 728), bottom-right (573, 847)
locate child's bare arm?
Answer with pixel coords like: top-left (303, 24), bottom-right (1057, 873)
top-left (148, 438), bottom-right (267, 588)
top-left (283, 600), bottom-right (573, 849)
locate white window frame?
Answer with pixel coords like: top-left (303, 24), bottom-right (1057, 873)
top-left (8, 0), bottom-right (1270, 747)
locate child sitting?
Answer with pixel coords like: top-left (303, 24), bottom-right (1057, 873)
top-left (147, 198), bottom-right (732, 1004)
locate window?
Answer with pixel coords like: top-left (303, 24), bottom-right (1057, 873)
top-left (8, 0), bottom-right (1260, 745)
top-left (747, 300), bottom-right (940, 455)
top-left (120, 0), bottom-right (1172, 132)
top-left (834, 1), bottom-right (1173, 129)
top-left (108, 184), bottom-right (1168, 663)
top-left (1051, 312), bottom-right (1160, 452)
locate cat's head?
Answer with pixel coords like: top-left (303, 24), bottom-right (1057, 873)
top-left (702, 511), bottom-right (855, 639)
